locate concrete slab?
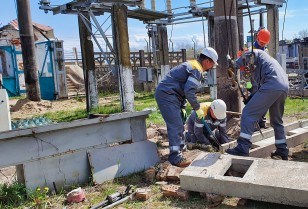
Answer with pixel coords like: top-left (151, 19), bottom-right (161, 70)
top-left (250, 126), bottom-right (308, 158)
top-left (220, 120), bottom-right (307, 152)
top-left (180, 152), bottom-right (308, 207)
top-left (89, 140), bottom-right (159, 184)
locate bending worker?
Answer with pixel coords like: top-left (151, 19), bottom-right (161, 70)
top-left (241, 28), bottom-right (271, 130)
top-left (226, 50), bottom-right (289, 160)
top-left (155, 47), bottom-right (219, 167)
top-left (185, 100), bottom-right (229, 149)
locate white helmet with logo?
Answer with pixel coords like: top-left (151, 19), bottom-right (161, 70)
top-left (200, 47), bottom-right (218, 66)
top-left (210, 99), bottom-right (226, 120)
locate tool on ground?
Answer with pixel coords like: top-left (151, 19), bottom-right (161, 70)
top-left (202, 119), bottom-right (221, 149)
top-left (90, 185), bottom-right (132, 209)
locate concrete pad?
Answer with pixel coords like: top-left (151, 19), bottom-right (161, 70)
top-left (89, 140), bottom-right (159, 184)
top-left (180, 152), bottom-right (308, 207)
top-left (250, 126), bottom-right (308, 158)
top-left (220, 120), bottom-right (307, 152)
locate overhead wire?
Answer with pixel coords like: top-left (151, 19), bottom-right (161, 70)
top-left (246, 0), bottom-right (254, 52)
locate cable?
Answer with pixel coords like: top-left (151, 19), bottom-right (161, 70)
top-left (229, 0), bottom-right (234, 58)
top-left (223, 0), bottom-right (230, 55)
top-left (236, 0), bottom-right (242, 50)
top-left (246, 0), bottom-right (254, 52)
top-left (14, 0), bottom-right (18, 17)
top-left (282, 0), bottom-right (288, 41)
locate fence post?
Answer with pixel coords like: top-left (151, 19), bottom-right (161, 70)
top-left (181, 49), bottom-right (187, 62)
top-left (73, 47), bottom-right (78, 65)
top-left (139, 50), bottom-right (145, 67)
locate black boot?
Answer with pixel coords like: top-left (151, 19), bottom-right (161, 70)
top-left (226, 137), bottom-right (251, 157)
top-left (271, 151), bottom-right (288, 160)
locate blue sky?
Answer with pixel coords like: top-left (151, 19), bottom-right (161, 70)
top-left (0, 0), bottom-right (307, 55)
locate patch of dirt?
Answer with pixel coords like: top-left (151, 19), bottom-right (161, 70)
top-left (9, 97), bottom-right (118, 120)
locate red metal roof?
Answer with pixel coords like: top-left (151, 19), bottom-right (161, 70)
top-left (9, 19), bottom-right (53, 31)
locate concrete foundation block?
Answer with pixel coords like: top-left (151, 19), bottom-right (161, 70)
top-left (180, 152), bottom-right (308, 207)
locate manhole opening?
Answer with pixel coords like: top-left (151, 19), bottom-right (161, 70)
top-left (224, 159), bottom-right (253, 178)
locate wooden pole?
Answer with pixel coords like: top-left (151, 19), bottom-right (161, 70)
top-left (214, 0), bottom-right (240, 112)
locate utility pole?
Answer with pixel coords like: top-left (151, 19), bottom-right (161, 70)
top-left (17, 0), bottom-right (41, 101)
top-left (267, 5), bottom-right (279, 58)
top-left (78, 14), bottom-right (98, 112)
top-left (112, 4), bottom-right (135, 112)
top-left (214, 0), bottom-right (240, 112)
top-left (157, 25), bottom-right (170, 82)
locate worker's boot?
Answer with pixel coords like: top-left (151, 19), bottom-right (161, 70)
top-left (271, 145), bottom-right (289, 160)
top-left (271, 151), bottom-right (288, 160)
top-left (226, 137), bottom-right (251, 157)
top-left (168, 150), bottom-right (192, 167)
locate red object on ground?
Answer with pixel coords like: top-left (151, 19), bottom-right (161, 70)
top-left (66, 187), bottom-right (86, 203)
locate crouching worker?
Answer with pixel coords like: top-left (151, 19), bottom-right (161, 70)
top-left (185, 99), bottom-right (229, 151)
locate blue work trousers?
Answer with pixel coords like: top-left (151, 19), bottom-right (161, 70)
top-left (240, 89), bottom-right (288, 156)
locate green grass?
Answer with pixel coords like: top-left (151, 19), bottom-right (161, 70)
top-left (0, 183), bottom-right (27, 209)
top-left (284, 97), bottom-right (308, 118)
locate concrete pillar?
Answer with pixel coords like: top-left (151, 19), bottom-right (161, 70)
top-left (17, 0), bottom-right (41, 101)
top-left (140, 0), bottom-right (145, 9)
top-left (214, 0), bottom-right (240, 112)
top-left (112, 4), bottom-right (135, 112)
top-left (78, 14), bottom-right (98, 112)
top-left (151, 0), bottom-right (156, 11)
top-left (0, 89), bottom-right (11, 131)
top-left (267, 5), bottom-right (279, 58)
top-left (157, 25), bottom-right (170, 82)
top-left (166, 0), bottom-right (172, 14)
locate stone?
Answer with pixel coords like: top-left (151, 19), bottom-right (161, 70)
top-left (161, 184), bottom-right (189, 201)
top-left (166, 165), bottom-right (184, 181)
top-left (135, 188), bottom-right (151, 201)
top-left (144, 167), bottom-right (156, 182)
top-left (156, 161), bottom-right (171, 181)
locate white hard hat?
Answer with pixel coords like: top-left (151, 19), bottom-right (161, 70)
top-left (210, 99), bottom-right (226, 120)
top-left (200, 47), bottom-right (218, 66)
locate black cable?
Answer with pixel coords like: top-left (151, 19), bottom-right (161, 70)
top-left (229, 0), bottom-right (234, 58)
top-left (282, 0), bottom-right (288, 41)
top-left (236, 0), bottom-right (242, 50)
top-left (223, 0), bottom-right (230, 55)
top-left (246, 0), bottom-right (254, 52)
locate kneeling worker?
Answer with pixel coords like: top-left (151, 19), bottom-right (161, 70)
top-left (185, 99), bottom-right (229, 150)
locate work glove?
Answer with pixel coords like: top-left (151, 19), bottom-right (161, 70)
top-left (195, 108), bottom-right (204, 120)
top-left (180, 108), bottom-right (187, 124)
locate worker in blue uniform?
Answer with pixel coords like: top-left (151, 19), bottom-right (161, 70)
top-left (226, 50), bottom-right (289, 160)
top-left (155, 47), bottom-right (219, 167)
top-left (185, 100), bottom-right (229, 150)
top-left (241, 28), bottom-right (271, 130)
top-left (250, 28), bottom-right (271, 130)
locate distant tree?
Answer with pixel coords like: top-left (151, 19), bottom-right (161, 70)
top-left (298, 29), bottom-right (308, 39)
